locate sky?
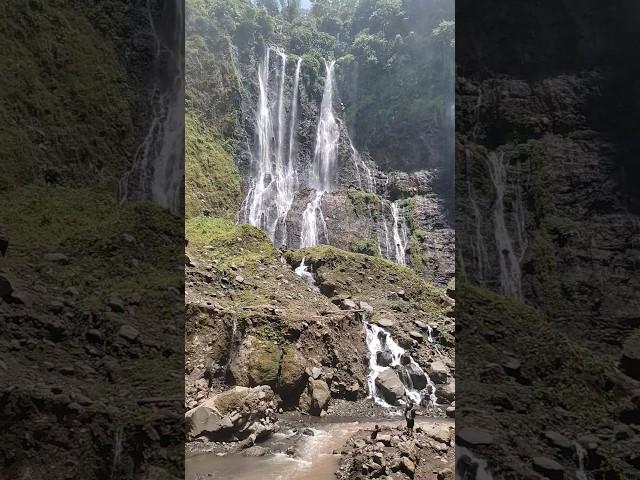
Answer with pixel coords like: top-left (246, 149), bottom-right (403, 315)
top-left (301, 0), bottom-right (312, 9)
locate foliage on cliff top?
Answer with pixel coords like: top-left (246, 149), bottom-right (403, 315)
top-left (0, 1), bottom-right (134, 192)
top-left (186, 114), bottom-right (242, 219)
top-left (186, 217), bottom-right (276, 267)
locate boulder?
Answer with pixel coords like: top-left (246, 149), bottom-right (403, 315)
top-left (339, 298), bottom-right (358, 310)
top-left (0, 224), bottom-right (8, 256)
top-left (436, 381), bottom-right (455, 403)
top-left (277, 346), bottom-right (307, 395)
top-left (457, 427), bottom-right (493, 447)
top-left (532, 457), bottom-right (564, 479)
top-left (186, 385), bottom-right (277, 441)
top-left (359, 301), bottom-right (374, 315)
top-left (377, 350), bottom-right (393, 367)
top-left (309, 378), bottom-right (331, 415)
top-left (408, 330), bottom-right (424, 342)
top-left (108, 296), bottom-right (125, 313)
top-left (375, 368), bottom-right (406, 404)
top-left (377, 318), bottom-right (395, 328)
top-left (544, 431), bottom-right (572, 451)
top-left (185, 398), bottom-right (229, 439)
top-left (228, 335), bottom-right (281, 387)
top-left (426, 360), bottom-right (449, 384)
top-left (0, 274), bottom-right (14, 299)
top-left (118, 325), bottom-right (140, 342)
top-left (621, 331), bottom-right (640, 380)
top-left (402, 363), bottom-right (428, 390)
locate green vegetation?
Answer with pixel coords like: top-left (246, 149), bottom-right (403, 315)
top-left (0, 186), bottom-right (182, 310)
top-left (186, 217), bottom-right (276, 267)
top-left (0, 1), bottom-right (134, 192)
top-left (185, 114), bottom-right (242, 219)
top-left (347, 188), bottom-right (383, 218)
top-left (350, 237), bottom-right (380, 256)
top-left (286, 244), bottom-right (446, 313)
top-left (458, 281), bottom-right (615, 421)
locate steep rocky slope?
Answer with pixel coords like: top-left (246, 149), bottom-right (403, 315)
top-left (185, 219), bottom-right (454, 420)
top-left (0, 2), bottom-right (184, 478)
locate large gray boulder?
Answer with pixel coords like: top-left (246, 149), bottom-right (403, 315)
top-left (426, 360), bottom-right (450, 384)
top-left (309, 378), bottom-right (331, 415)
top-left (185, 385), bottom-right (277, 441)
top-left (375, 368), bottom-right (406, 404)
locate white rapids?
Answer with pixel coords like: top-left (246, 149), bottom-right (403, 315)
top-left (363, 322), bottom-right (437, 409)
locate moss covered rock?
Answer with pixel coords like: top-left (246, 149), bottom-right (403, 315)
top-left (228, 335), bottom-right (282, 387)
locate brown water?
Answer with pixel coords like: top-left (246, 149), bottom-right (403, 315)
top-left (186, 417), bottom-right (450, 480)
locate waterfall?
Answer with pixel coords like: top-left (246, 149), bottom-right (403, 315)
top-left (243, 47), bottom-right (299, 244)
top-left (110, 425), bottom-right (124, 480)
top-left (456, 446), bottom-right (494, 480)
top-left (294, 256), bottom-right (319, 291)
top-left (391, 202), bottom-right (409, 266)
top-left (466, 149), bottom-right (490, 283)
top-left (363, 322), bottom-right (437, 408)
top-left (119, 0), bottom-right (184, 215)
top-left (299, 60), bottom-right (339, 248)
top-left (375, 200), bottom-right (408, 265)
top-left (485, 151), bottom-right (524, 300)
top-left (300, 191), bottom-right (329, 248)
top-left (310, 60), bottom-right (339, 192)
top-left (350, 141), bottom-right (376, 193)
top-left (575, 443), bottom-right (591, 480)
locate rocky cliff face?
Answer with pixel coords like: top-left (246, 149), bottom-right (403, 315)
top-left (456, 0), bottom-right (640, 477)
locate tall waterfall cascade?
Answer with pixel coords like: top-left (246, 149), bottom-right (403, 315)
top-left (239, 49), bottom-right (413, 267)
top-left (243, 47), bottom-right (299, 244)
top-left (119, 0), bottom-right (184, 215)
top-left (298, 60), bottom-right (340, 248)
top-left (485, 151), bottom-right (527, 300)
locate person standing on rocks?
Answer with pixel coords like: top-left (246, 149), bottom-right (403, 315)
top-left (404, 399), bottom-right (416, 436)
top-left (421, 385), bottom-right (434, 413)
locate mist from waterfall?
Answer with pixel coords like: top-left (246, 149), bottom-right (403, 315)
top-left (119, 0), bottom-right (184, 215)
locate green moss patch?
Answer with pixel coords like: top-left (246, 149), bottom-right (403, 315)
top-left (185, 114), bottom-right (242, 219)
top-left (186, 217), bottom-right (276, 267)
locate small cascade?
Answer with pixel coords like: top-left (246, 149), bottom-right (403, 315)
top-left (350, 141), bottom-right (376, 193)
top-left (294, 257), bottom-right (319, 291)
top-left (300, 191), bottom-right (329, 248)
top-left (575, 443), bottom-right (590, 480)
top-left (427, 325), bottom-right (434, 343)
top-left (375, 200), bottom-right (409, 266)
top-left (485, 151), bottom-right (525, 300)
top-left (465, 149), bottom-right (489, 283)
top-left (110, 425), bottom-right (124, 480)
top-left (363, 322), bottom-right (437, 408)
top-left (119, 0), bottom-right (184, 215)
top-left (456, 446), bottom-right (494, 480)
top-left (243, 47), bottom-right (300, 244)
top-left (391, 201), bottom-right (409, 266)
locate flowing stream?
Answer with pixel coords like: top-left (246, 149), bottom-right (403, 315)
top-left (186, 417), bottom-right (451, 480)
